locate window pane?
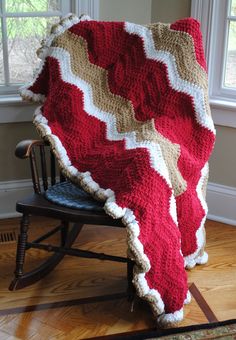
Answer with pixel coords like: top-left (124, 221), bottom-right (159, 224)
top-left (7, 17), bottom-right (59, 84)
top-left (231, 0), bottom-right (236, 16)
top-left (0, 21), bottom-right (4, 84)
top-left (224, 21), bottom-right (236, 88)
top-left (6, 0), bottom-right (60, 13)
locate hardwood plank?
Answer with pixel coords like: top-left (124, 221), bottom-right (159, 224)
top-left (0, 329), bottom-right (21, 340)
top-left (188, 220), bottom-right (236, 322)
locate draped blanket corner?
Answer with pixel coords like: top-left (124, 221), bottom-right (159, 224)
top-left (20, 13), bottom-right (216, 326)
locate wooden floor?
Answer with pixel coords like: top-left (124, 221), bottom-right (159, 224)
top-left (0, 217), bottom-right (235, 339)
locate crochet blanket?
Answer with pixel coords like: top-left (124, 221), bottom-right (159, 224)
top-left (21, 14), bottom-right (215, 326)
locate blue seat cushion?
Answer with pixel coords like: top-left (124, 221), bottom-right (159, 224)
top-left (44, 181), bottom-right (104, 211)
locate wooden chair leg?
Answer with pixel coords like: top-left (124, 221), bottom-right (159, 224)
top-left (14, 214), bottom-right (29, 279)
top-left (9, 222), bottom-right (83, 291)
top-left (127, 259), bottom-right (135, 302)
top-left (61, 221), bottom-right (69, 246)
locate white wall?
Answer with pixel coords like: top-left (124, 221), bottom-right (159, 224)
top-left (100, 0), bottom-right (152, 24)
top-left (151, 0), bottom-right (191, 23)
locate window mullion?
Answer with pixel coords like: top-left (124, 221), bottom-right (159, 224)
top-left (219, 6), bottom-right (231, 91)
top-left (70, 0), bottom-right (79, 15)
top-left (61, 0), bottom-right (73, 15)
top-left (5, 11), bottom-right (62, 18)
top-left (1, 0), bottom-right (10, 86)
top-left (208, 0), bottom-right (230, 98)
top-left (221, 18), bottom-right (230, 90)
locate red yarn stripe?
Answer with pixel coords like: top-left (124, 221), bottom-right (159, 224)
top-left (69, 20), bottom-right (214, 256)
top-left (69, 20), bottom-right (213, 161)
top-left (42, 57), bottom-right (188, 312)
top-left (29, 60), bottom-right (50, 96)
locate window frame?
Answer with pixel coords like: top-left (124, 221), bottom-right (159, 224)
top-left (221, 2), bottom-right (236, 95)
top-left (208, 0), bottom-right (236, 102)
top-left (0, 0), bottom-right (73, 95)
top-left (191, 0), bottom-right (236, 128)
top-left (0, 0), bottom-right (99, 109)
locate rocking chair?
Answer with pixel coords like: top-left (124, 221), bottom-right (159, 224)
top-left (9, 139), bottom-right (135, 302)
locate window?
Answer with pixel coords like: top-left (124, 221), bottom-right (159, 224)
top-left (0, 0), bottom-right (98, 123)
top-left (0, 0), bottom-right (74, 96)
top-left (224, 0), bottom-right (236, 89)
top-left (191, 0), bottom-right (236, 128)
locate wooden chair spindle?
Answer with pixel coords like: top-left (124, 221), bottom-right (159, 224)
top-left (50, 151), bottom-right (56, 186)
top-left (60, 172), bottom-right (66, 183)
top-left (40, 145), bottom-right (48, 191)
top-left (30, 147), bottom-right (41, 194)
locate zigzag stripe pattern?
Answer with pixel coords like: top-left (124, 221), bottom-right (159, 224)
top-left (147, 23), bottom-right (208, 87)
top-left (32, 49), bottom-right (185, 322)
top-left (48, 47), bottom-right (173, 198)
top-left (67, 20), bottom-right (214, 264)
top-left (53, 31), bottom-right (186, 196)
top-left (124, 22), bottom-right (213, 267)
top-left (124, 22), bottom-right (215, 133)
top-left (20, 15), bottom-right (215, 326)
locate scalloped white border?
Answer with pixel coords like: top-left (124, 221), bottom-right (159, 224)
top-left (18, 14), bottom-right (205, 326)
top-left (33, 105), bottom-right (188, 326)
top-left (184, 163), bottom-right (209, 269)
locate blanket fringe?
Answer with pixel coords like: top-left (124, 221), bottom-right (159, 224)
top-left (185, 251), bottom-right (208, 269)
top-left (157, 308), bottom-right (184, 327)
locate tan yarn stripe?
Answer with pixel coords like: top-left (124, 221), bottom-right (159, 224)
top-left (147, 24), bottom-right (207, 87)
top-left (52, 30), bottom-right (187, 196)
top-left (146, 23), bottom-right (211, 117)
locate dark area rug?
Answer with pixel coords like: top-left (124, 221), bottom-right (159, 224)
top-left (86, 319), bottom-right (236, 340)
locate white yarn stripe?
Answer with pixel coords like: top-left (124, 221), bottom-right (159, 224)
top-left (49, 46), bottom-right (179, 226)
top-left (184, 163), bottom-right (209, 268)
top-left (124, 22), bottom-right (212, 268)
top-left (124, 22), bottom-right (215, 134)
top-left (30, 46), bottom-right (188, 324)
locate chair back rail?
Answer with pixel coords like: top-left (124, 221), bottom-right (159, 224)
top-left (15, 140), bottom-right (65, 194)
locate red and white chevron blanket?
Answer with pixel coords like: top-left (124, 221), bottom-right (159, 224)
top-left (21, 14), bottom-right (215, 325)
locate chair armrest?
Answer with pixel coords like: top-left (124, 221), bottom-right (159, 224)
top-left (15, 140), bottom-right (46, 159)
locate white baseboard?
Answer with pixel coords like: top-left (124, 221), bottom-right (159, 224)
top-left (0, 179), bottom-right (236, 226)
top-left (206, 182), bottom-right (236, 226)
